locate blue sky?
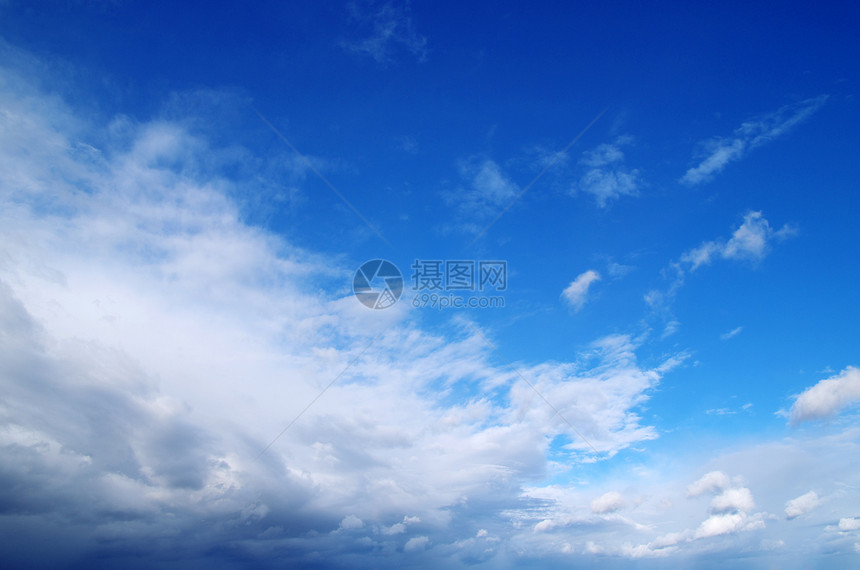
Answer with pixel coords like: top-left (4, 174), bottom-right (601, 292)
top-left (1, 1), bottom-right (859, 567)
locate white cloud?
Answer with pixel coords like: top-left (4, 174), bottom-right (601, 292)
top-left (607, 261), bottom-right (634, 278)
top-left (0, 61), bottom-right (692, 566)
top-left (382, 522), bottom-right (406, 535)
top-left (469, 159), bottom-right (518, 206)
top-left (711, 487), bottom-right (755, 513)
top-left (646, 210), bottom-right (795, 335)
top-left (562, 270), bottom-right (600, 311)
top-left (785, 491), bottom-right (821, 519)
top-left (681, 96), bottom-right (828, 185)
top-left (680, 211), bottom-right (795, 271)
top-left (687, 471), bottom-right (730, 497)
top-left (706, 403), bottom-right (752, 416)
top-left (339, 515), bottom-right (365, 530)
top-left (695, 512), bottom-right (764, 539)
top-left (4, 41), bottom-right (858, 569)
top-left (720, 326), bottom-right (743, 340)
top-left (403, 536), bottom-right (429, 552)
top-left (790, 367), bottom-right (860, 424)
top-left (576, 136), bottom-right (641, 207)
top-left (839, 518), bottom-right (860, 531)
top-left (445, 158), bottom-right (519, 230)
top-left (591, 491), bottom-right (624, 514)
top-left (695, 512), bottom-right (746, 539)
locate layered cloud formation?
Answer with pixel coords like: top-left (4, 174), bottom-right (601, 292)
top-left (2, 43), bottom-right (860, 569)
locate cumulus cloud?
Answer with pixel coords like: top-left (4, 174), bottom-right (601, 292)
top-left (339, 515), bottom-right (365, 530)
top-left (839, 518), bottom-right (860, 531)
top-left (681, 96), bottom-right (828, 185)
top-left (0, 56), bottom-right (688, 566)
top-left (591, 491), bottom-right (624, 514)
top-left (507, 433), bottom-right (860, 563)
top-left (5, 38), bottom-right (858, 570)
top-left (688, 480), bottom-right (760, 540)
top-left (711, 487), bottom-right (755, 514)
top-left (694, 512), bottom-right (763, 539)
top-left (790, 367), bottom-right (860, 424)
top-left (687, 471), bottom-right (730, 497)
top-left (403, 535), bottom-right (430, 552)
top-left (562, 270), bottom-right (600, 311)
top-left (467, 159), bottom-right (519, 208)
top-left (576, 135), bottom-right (641, 207)
top-left (647, 211), bottom-right (794, 330)
top-left (785, 491), bottom-right (821, 519)
top-left (680, 211), bottom-right (795, 271)
top-left (382, 522), bottom-right (406, 535)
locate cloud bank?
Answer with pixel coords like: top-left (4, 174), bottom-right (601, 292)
top-left (0, 56), bottom-right (681, 567)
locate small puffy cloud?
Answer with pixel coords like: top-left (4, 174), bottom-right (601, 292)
top-left (724, 211), bottom-right (795, 261)
top-left (448, 159), bottom-right (519, 224)
top-left (695, 513), bottom-right (747, 539)
top-left (711, 487), bottom-right (754, 513)
top-left (470, 159), bottom-right (518, 205)
top-left (562, 270), bottom-right (600, 311)
top-left (476, 529), bottom-right (488, 538)
top-left (789, 367), bottom-right (860, 424)
top-left (576, 136), bottom-right (640, 207)
top-left (382, 522), bottom-right (406, 535)
top-left (839, 518), bottom-right (860, 531)
top-left (785, 491), bottom-right (820, 519)
top-left (338, 515), bottom-right (364, 530)
top-left (680, 211), bottom-right (795, 271)
top-left (534, 519), bottom-right (558, 533)
top-left (404, 536), bottom-right (429, 552)
top-left (681, 96), bottom-right (827, 185)
top-left (687, 471), bottom-right (730, 497)
top-left (591, 491), bottom-right (624, 514)
top-left (694, 512), bottom-right (764, 539)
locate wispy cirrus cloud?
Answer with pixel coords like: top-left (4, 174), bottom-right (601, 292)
top-left (575, 135), bottom-right (641, 207)
top-left (442, 157), bottom-right (519, 233)
top-left (681, 96), bottom-right (828, 185)
top-left (342, 1), bottom-right (428, 65)
top-left (720, 326), bottom-right (743, 340)
top-left (646, 211), bottom-right (794, 323)
top-left (0, 58), bottom-right (684, 566)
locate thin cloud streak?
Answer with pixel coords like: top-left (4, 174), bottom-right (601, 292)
top-left (681, 96), bottom-right (828, 185)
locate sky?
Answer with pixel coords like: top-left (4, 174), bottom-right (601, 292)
top-left (1, 1), bottom-right (859, 567)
